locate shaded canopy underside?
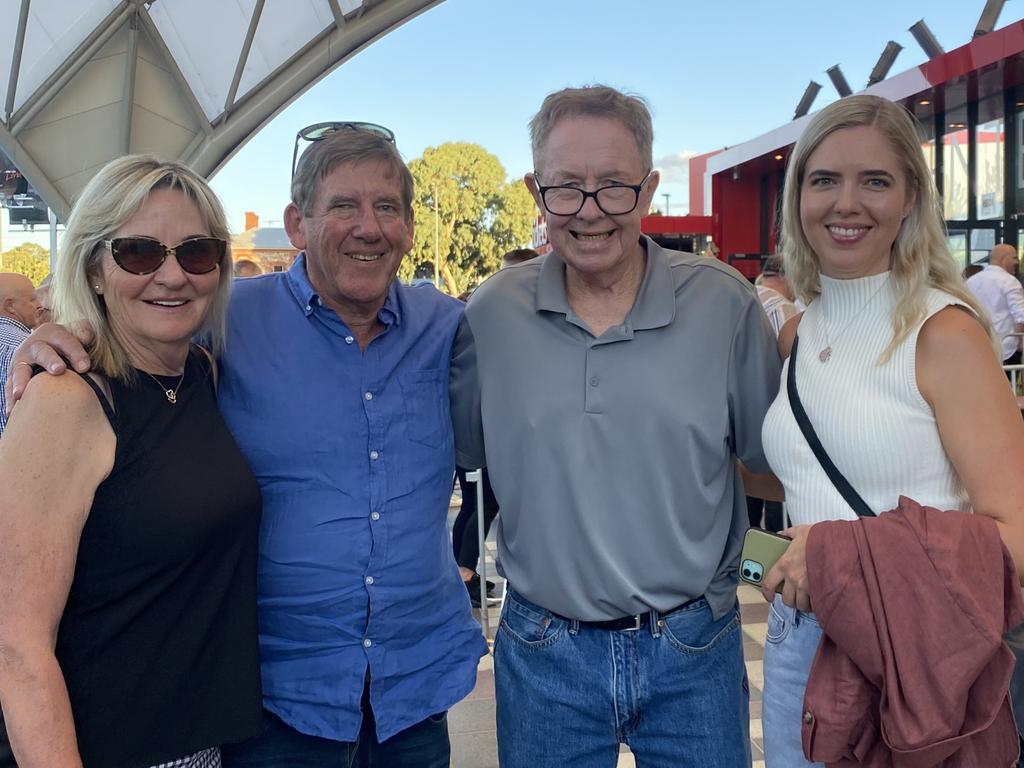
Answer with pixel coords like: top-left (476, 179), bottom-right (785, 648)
top-left (0, 0), bottom-right (441, 221)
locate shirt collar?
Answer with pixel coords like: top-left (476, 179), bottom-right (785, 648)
top-left (284, 251), bottom-right (403, 326)
top-left (535, 236), bottom-right (675, 331)
top-left (0, 315), bottom-right (30, 334)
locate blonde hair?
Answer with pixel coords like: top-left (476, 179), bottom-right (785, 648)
top-left (779, 94), bottom-right (992, 361)
top-left (53, 155), bottom-right (232, 380)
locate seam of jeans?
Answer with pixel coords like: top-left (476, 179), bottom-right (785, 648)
top-left (765, 601), bottom-right (791, 645)
top-left (497, 617), bottom-right (566, 650)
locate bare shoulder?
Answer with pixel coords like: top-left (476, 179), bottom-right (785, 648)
top-left (917, 305), bottom-right (1000, 404)
top-left (778, 313), bottom-right (803, 361)
top-left (7, 369), bottom-right (112, 444)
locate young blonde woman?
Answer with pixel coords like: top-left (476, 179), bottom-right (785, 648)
top-left (759, 95), bottom-right (1024, 766)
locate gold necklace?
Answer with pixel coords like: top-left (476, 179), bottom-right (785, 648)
top-left (818, 275), bottom-right (890, 363)
top-left (143, 369), bottom-right (186, 404)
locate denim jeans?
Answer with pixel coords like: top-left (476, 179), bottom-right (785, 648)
top-left (762, 596), bottom-right (824, 768)
top-left (220, 695), bottom-right (449, 768)
top-left (495, 589), bottom-right (750, 768)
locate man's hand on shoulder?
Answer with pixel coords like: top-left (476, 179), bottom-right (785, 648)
top-left (5, 322), bottom-right (95, 410)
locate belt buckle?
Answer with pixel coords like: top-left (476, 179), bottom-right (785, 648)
top-left (622, 614), bottom-right (643, 632)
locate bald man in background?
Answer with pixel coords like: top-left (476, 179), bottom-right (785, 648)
top-left (967, 243), bottom-right (1024, 367)
top-left (0, 273), bottom-right (44, 434)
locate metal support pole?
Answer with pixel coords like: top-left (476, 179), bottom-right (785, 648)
top-left (465, 468), bottom-right (490, 638)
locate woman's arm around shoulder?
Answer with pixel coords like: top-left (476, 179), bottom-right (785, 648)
top-left (917, 305), bottom-right (1024, 578)
top-left (0, 372), bottom-right (115, 767)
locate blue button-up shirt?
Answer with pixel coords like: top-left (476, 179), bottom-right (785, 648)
top-left (218, 255), bottom-right (486, 742)
top-left (0, 315), bottom-right (30, 435)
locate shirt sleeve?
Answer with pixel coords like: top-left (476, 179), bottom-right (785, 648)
top-left (1005, 275), bottom-right (1024, 325)
top-left (727, 293), bottom-right (783, 473)
top-left (449, 314), bottom-right (486, 469)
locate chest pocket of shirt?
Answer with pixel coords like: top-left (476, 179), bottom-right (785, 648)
top-left (399, 369), bottom-right (446, 448)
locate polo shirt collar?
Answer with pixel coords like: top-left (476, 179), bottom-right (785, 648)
top-left (535, 236), bottom-right (675, 331)
top-left (284, 251), bottom-right (402, 326)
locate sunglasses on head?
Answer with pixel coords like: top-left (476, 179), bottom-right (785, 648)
top-left (103, 236), bottom-right (226, 275)
top-left (291, 121), bottom-right (396, 178)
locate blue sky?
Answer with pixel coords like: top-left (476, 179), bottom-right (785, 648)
top-left (210, 0), bottom-right (1008, 233)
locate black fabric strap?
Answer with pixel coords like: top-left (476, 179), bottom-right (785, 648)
top-left (787, 334), bottom-right (876, 518)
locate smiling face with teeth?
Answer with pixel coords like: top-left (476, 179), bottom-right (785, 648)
top-left (799, 125), bottom-right (915, 279)
top-left (95, 187), bottom-right (220, 374)
top-left (285, 159), bottom-right (413, 327)
top-left (527, 115), bottom-right (658, 288)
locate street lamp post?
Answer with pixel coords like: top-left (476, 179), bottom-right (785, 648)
top-left (662, 193), bottom-right (670, 216)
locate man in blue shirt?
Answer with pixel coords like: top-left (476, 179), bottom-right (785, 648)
top-left (9, 130), bottom-right (486, 767)
top-left (0, 273), bottom-right (43, 434)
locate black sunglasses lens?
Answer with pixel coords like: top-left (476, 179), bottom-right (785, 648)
top-left (113, 238), bottom-right (165, 274)
top-left (176, 238), bottom-right (225, 274)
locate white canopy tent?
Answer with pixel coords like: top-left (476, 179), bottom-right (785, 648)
top-left (0, 0), bottom-right (440, 222)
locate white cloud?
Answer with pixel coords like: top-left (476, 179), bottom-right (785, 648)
top-left (655, 150), bottom-right (699, 185)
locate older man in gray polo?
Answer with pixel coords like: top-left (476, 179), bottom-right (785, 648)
top-left (450, 85), bottom-right (780, 767)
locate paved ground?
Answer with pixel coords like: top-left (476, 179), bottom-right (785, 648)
top-left (447, 497), bottom-right (770, 767)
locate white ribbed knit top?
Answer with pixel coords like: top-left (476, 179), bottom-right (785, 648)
top-left (762, 271), bottom-right (970, 525)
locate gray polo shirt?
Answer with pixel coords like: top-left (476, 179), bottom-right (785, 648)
top-left (450, 237), bottom-right (781, 621)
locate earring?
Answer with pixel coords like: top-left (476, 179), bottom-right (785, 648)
top-left (94, 284), bottom-right (102, 293)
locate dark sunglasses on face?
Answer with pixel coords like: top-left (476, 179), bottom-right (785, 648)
top-left (103, 236), bottom-right (226, 275)
top-left (291, 121), bottom-right (396, 178)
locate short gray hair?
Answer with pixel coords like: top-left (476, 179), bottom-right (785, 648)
top-left (529, 85), bottom-right (653, 176)
top-left (291, 129), bottom-right (414, 218)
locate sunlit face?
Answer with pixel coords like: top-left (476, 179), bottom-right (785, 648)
top-left (799, 125), bottom-right (915, 279)
top-left (285, 159), bottom-right (413, 320)
top-left (5, 277), bottom-right (43, 329)
top-left (527, 116), bottom-right (658, 285)
top-left (95, 187), bottom-right (221, 363)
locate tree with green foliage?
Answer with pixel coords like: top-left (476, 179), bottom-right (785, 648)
top-left (403, 143), bottom-right (536, 296)
top-left (0, 242), bottom-right (50, 284)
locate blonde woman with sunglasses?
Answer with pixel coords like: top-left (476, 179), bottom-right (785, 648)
top-left (0, 156), bottom-right (262, 768)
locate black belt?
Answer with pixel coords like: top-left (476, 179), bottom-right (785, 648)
top-left (564, 596), bottom-right (704, 632)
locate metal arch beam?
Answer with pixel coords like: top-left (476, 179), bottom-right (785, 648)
top-left (0, 121), bottom-right (70, 221)
top-left (121, 10), bottom-right (140, 154)
top-left (187, 0), bottom-right (443, 177)
top-left (224, 0), bottom-right (266, 116)
top-left (135, 4), bottom-right (213, 136)
top-left (4, 0), bottom-right (32, 124)
top-left (10, 1), bottom-right (134, 136)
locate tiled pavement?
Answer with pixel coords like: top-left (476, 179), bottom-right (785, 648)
top-left (447, 495), bottom-right (772, 767)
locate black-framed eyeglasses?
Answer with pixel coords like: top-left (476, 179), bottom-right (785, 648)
top-left (103, 236), bottom-right (226, 275)
top-left (535, 171), bottom-right (652, 216)
top-left (291, 121), bottom-right (397, 178)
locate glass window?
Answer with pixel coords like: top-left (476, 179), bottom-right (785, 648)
top-left (970, 228), bottom-right (996, 264)
top-left (947, 230), bottom-right (967, 269)
top-left (943, 106), bottom-right (969, 220)
top-left (976, 97), bottom-right (1005, 220)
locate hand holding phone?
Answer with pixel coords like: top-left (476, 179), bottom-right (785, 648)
top-left (739, 528), bottom-right (791, 592)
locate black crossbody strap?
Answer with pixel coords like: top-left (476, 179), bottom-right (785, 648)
top-left (787, 334), bottom-right (876, 518)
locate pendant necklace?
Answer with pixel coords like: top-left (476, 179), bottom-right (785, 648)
top-left (818, 276), bottom-right (890, 363)
top-left (143, 369), bottom-right (186, 404)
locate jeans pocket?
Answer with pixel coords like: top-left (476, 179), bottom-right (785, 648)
top-left (660, 601), bottom-right (740, 655)
top-left (498, 595), bottom-right (566, 650)
top-left (765, 599), bottom-right (791, 645)
top-left (427, 711), bottom-right (447, 724)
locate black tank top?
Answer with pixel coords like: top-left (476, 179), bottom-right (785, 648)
top-left (0, 348), bottom-right (262, 767)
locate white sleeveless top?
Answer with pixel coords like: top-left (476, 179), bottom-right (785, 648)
top-left (762, 271), bottom-right (970, 526)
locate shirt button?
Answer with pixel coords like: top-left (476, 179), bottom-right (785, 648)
top-left (363, 638), bottom-right (372, 648)
top-left (365, 576), bottom-right (374, 585)
top-left (370, 511), bottom-right (381, 521)
top-left (364, 391), bottom-right (373, 401)
top-left (589, 376), bottom-right (599, 386)
top-left (305, 305), bottom-right (311, 312)
top-left (369, 450), bottom-right (379, 460)
top-left (345, 335), bottom-right (355, 345)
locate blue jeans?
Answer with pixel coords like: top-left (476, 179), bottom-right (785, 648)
top-left (762, 596), bottom-right (824, 768)
top-left (495, 589), bottom-right (750, 768)
top-left (220, 690), bottom-right (449, 768)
